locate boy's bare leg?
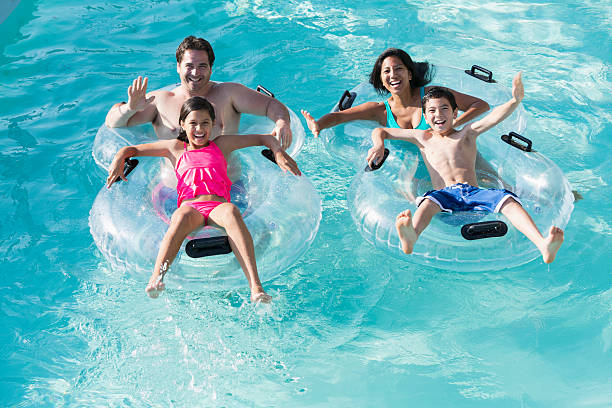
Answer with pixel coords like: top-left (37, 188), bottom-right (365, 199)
top-left (499, 198), bottom-right (564, 263)
top-left (208, 203), bottom-right (271, 303)
top-left (147, 206), bottom-right (204, 298)
top-left (396, 199), bottom-right (442, 254)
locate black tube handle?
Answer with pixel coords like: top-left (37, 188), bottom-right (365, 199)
top-left (338, 90), bottom-right (357, 111)
top-left (464, 65), bottom-right (495, 83)
top-left (261, 149), bottom-right (277, 164)
top-left (501, 132), bottom-right (532, 152)
top-left (186, 236), bottom-right (232, 258)
top-left (256, 85), bottom-right (274, 98)
top-left (364, 148), bottom-right (390, 172)
top-left (461, 220), bottom-right (508, 240)
top-left (114, 158), bottom-right (139, 182)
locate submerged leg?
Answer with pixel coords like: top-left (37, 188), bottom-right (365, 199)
top-left (499, 198), bottom-right (564, 263)
top-left (146, 205), bottom-right (204, 298)
top-left (396, 199), bottom-right (441, 254)
top-left (208, 203), bottom-right (271, 303)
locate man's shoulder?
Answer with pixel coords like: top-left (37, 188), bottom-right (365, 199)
top-left (213, 81), bottom-right (251, 93)
top-left (148, 86), bottom-right (180, 99)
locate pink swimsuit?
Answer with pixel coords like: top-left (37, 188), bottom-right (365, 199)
top-left (175, 141), bottom-right (232, 223)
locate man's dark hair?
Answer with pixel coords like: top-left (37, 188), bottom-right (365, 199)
top-left (422, 87), bottom-right (458, 111)
top-left (176, 36), bottom-right (215, 66)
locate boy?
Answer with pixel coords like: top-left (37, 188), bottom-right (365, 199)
top-left (366, 73), bottom-right (564, 263)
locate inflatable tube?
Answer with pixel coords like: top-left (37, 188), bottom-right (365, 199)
top-left (89, 104), bottom-right (320, 289)
top-left (327, 66), bottom-right (573, 271)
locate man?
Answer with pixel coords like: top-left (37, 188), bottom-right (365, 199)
top-left (105, 36), bottom-right (292, 149)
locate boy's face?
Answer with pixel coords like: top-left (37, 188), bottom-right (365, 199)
top-left (424, 97), bottom-right (458, 133)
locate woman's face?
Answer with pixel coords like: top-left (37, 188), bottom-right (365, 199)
top-left (181, 109), bottom-right (214, 148)
top-left (380, 56), bottom-right (411, 94)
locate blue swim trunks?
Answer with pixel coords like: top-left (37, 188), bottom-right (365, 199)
top-left (416, 183), bottom-right (521, 213)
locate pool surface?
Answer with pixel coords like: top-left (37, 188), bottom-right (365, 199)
top-left (1, 1), bottom-right (611, 406)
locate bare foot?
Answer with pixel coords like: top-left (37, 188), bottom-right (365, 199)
top-left (540, 226), bottom-right (564, 263)
top-left (300, 110), bottom-right (320, 137)
top-left (395, 210), bottom-right (418, 254)
top-left (145, 274), bottom-right (165, 299)
top-left (251, 286), bottom-right (272, 304)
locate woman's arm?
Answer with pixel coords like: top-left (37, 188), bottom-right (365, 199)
top-left (106, 139), bottom-right (176, 188)
top-left (301, 101), bottom-right (385, 137)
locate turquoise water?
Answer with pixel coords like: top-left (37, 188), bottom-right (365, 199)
top-left (1, 0), bottom-right (611, 406)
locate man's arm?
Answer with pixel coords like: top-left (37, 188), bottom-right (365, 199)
top-left (105, 76), bottom-right (158, 128)
top-left (468, 72), bottom-right (523, 137)
top-left (225, 83), bottom-right (293, 149)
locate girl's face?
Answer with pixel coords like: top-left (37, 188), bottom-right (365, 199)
top-left (181, 109), bottom-right (214, 148)
top-left (381, 56), bottom-right (411, 94)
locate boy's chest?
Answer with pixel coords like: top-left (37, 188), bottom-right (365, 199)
top-left (422, 134), bottom-right (475, 162)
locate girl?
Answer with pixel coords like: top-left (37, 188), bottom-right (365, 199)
top-left (106, 96), bottom-right (301, 303)
top-left (301, 48), bottom-right (489, 135)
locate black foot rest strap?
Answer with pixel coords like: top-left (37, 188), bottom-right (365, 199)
top-left (461, 221), bottom-right (508, 240)
top-left (186, 236), bottom-right (232, 258)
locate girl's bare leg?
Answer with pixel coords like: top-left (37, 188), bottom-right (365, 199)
top-left (499, 198), bottom-right (564, 263)
top-left (208, 203), bottom-right (270, 303)
top-left (395, 199), bottom-right (442, 254)
top-left (146, 205), bottom-right (204, 298)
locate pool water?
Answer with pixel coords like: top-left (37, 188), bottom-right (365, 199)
top-left (1, 0), bottom-right (611, 406)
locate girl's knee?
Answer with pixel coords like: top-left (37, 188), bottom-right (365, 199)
top-left (171, 206), bottom-right (201, 227)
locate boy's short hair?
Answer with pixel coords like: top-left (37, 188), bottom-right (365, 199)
top-left (176, 36), bottom-right (215, 66)
top-left (422, 87), bottom-right (458, 111)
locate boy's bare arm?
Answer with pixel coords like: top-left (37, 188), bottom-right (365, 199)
top-left (468, 72), bottom-right (524, 137)
top-left (366, 127), bottom-right (423, 167)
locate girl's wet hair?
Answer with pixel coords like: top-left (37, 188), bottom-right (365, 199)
top-left (422, 87), bottom-right (458, 111)
top-left (177, 96), bottom-right (216, 142)
top-left (369, 48), bottom-right (434, 95)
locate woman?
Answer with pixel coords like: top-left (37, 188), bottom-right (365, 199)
top-left (301, 47), bottom-right (489, 135)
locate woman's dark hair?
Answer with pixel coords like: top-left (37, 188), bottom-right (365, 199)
top-left (422, 87), bottom-right (458, 111)
top-left (369, 48), bottom-right (434, 95)
top-left (177, 96), bottom-right (216, 142)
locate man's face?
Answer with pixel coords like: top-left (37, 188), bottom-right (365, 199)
top-left (177, 49), bottom-right (212, 93)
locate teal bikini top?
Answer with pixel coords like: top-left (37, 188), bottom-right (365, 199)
top-left (384, 87), bottom-right (429, 130)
